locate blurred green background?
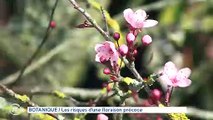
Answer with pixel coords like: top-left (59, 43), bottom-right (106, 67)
top-left (0, 0), bottom-right (212, 120)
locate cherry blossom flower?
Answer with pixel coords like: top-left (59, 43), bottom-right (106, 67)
top-left (123, 8), bottom-right (158, 29)
top-left (160, 61), bottom-right (192, 87)
top-left (97, 114), bottom-right (108, 120)
top-left (95, 41), bottom-right (119, 67)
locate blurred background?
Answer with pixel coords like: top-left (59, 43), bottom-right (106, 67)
top-left (0, 0), bottom-right (212, 120)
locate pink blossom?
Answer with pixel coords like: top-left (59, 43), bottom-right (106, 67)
top-left (97, 114), bottom-right (108, 120)
top-left (123, 8), bottom-right (158, 29)
top-left (160, 61), bottom-right (192, 87)
top-left (142, 35), bottom-right (152, 45)
top-left (95, 41), bottom-right (119, 67)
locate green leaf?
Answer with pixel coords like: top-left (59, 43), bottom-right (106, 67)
top-left (53, 90), bottom-right (66, 99)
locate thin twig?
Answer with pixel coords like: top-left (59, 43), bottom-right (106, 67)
top-left (13, 87), bottom-right (101, 99)
top-left (165, 86), bottom-right (173, 106)
top-left (68, 97), bottom-right (88, 106)
top-left (11, 87), bottom-right (119, 107)
top-left (93, 91), bottom-right (117, 105)
top-left (117, 99), bottom-right (125, 120)
top-left (68, 0), bottom-right (111, 41)
top-left (0, 84), bottom-right (61, 120)
top-left (15, 0), bottom-right (59, 83)
top-left (100, 6), bottom-right (109, 35)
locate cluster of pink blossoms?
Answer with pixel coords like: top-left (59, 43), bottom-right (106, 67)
top-left (94, 8), bottom-right (191, 120)
top-left (95, 8), bottom-right (192, 87)
top-left (95, 8), bottom-right (158, 77)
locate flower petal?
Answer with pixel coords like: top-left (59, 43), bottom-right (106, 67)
top-left (163, 61), bottom-right (178, 80)
top-left (95, 44), bottom-right (103, 52)
top-left (143, 19), bottom-right (158, 28)
top-left (123, 8), bottom-right (134, 25)
top-left (135, 9), bottom-right (146, 21)
top-left (132, 20), bottom-right (144, 28)
top-left (106, 41), bottom-right (116, 51)
top-left (95, 54), bottom-right (101, 62)
top-left (177, 78), bottom-right (192, 87)
top-left (176, 68), bottom-right (191, 87)
top-left (177, 68), bottom-right (191, 78)
top-left (160, 74), bottom-right (175, 86)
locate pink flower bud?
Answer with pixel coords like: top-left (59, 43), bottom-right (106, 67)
top-left (119, 44), bottom-right (128, 56)
top-left (50, 21), bottom-right (56, 28)
top-left (103, 68), bottom-right (111, 75)
top-left (142, 35), bottom-right (152, 45)
top-left (97, 114), bottom-right (108, 120)
top-left (133, 49), bottom-right (138, 56)
top-left (113, 32), bottom-right (120, 41)
top-left (151, 89), bottom-right (161, 101)
top-left (126, 32), bottom-right (135, 44)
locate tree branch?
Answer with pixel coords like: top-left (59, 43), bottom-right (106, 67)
top-left (122, 59), bottom-right (143, 82)
top-left (0, 84), bottom-right (62, 120)
top-left (11, 87), bottom-right (127, 107)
